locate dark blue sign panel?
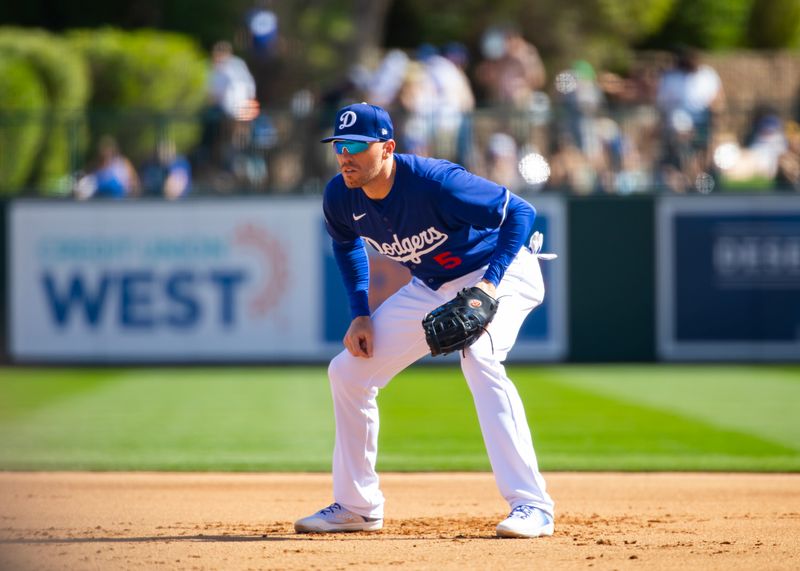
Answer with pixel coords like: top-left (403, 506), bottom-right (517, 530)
top-left (658, 197), bottom-right (800, 360)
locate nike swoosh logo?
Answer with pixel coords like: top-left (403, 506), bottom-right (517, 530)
top-left (352, 213), bottom-right (367, 221)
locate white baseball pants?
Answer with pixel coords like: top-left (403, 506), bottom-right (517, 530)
top-left (327, 247), bottom-right (554, 519)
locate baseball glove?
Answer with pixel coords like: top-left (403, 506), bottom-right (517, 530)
top-left (422, 287), bottom-right (499, 356)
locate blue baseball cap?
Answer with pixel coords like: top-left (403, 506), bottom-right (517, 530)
top-left (320, 102), bottom-right (394, 143)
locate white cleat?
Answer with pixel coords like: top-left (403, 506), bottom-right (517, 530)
top-left (496, 505), bottom-right (555, 538)
top-left (294, 502), bottom-right (383, 533)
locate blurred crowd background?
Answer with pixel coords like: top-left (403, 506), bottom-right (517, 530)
top-left (1, 0), bottom-right (800, 199)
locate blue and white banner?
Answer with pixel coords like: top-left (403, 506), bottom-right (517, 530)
top-left (9, 199), bottom-right (326, 362)
top-left (657, 196), bottom-right (800, 361)
top-left (9, 195), bottom-right (567, 363)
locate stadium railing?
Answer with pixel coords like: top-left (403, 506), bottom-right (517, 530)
top-left (1, 101), bottom-right (798, 198)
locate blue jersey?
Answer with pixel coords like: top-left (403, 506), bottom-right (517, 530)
top-left (324, 154), bottom-right (535, 317)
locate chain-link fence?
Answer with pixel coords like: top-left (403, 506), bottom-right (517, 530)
top-left (2, 100), bottom-right (799, 198)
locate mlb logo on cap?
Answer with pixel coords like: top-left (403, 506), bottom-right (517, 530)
top-left (321, 102), bottom-right (394, 143)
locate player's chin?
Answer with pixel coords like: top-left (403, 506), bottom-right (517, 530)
top-left (341, 175), bottom-right (364, 189)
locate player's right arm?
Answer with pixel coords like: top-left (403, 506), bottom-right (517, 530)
top-left (324, 183), bottom-right (373, 357)
top-left (331, 239), bottom-right (374, 358)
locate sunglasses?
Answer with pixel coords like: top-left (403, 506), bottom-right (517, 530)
top-left (333, 140), bottom-right (371, 155)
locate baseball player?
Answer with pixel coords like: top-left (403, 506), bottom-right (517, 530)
top-left (294, 103), bottom-right (554, 538)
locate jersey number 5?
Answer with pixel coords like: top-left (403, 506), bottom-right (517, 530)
top-left (433, 251), bottom-right (462, 270)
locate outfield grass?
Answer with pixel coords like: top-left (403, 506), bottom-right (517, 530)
top-left (0, 365), bottom-right (798, 472)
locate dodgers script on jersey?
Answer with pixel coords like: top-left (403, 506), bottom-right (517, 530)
top-left (323, 154), bottom-right (516, 289)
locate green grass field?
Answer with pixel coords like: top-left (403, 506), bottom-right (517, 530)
top-left (0, 365), bottom-right (798, 472)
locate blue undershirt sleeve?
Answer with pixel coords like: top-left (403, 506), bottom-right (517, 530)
top-left (331, 238), bottom-right (371, 318)
top-left (482, 193), bottom-right (536, 286)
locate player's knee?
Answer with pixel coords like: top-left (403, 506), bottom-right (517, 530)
top-left (462, 348), bottom-right (492, 372)
top-left (465, 334), bottom-right (504, 362)
top-left (328, 351), bottom-right (351, 386)
top-left (463, 338), bottom-right (514, 378)
top-left (329, 350), bottom-right (371, 392)
top-left (329, 352), bottom-right (382, 400)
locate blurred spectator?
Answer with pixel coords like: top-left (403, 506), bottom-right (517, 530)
top-left (441, 42), bottom-right (477, 165)
top-left (484, 132), bottom-right (522, 189)
top-left (717, 112), bottom-right (788, 188)
top-left (209, 41), bottom-right (258, 120)
top-left (556, 60), bottom-right (605, 159)
top-left (474, 26), bottom-right (546, 109)
top-left (776, 121), bottom-right (800, 192)
top-left (442, 42), bottom-right (469, 71)
top-left (363, 49), bottom-right (411, 108)
top-left (597, 70), bottom-right (630, 106)
top-left (140, 139), bottom-right (191, 200)
top-left (742, 105), bottom-right (784, 147)
top-left (244, 1), bottom-right (279, 59)
top-left (371, 44), bottom-right (477, 164)
top-left (546, 133), bottom-right (598, 194)
top-left (599, 61), bottom-right (661, 109)
top-left (597, 118), bottom-right (652, 194)
top-left (201, 41), bottom-right (259, 169)
top-left (656, 46), bottom-right (725, 192)
top-left (396, 58), bottom-right (437, 155)
top-left (74, 136), bottom-right (140, 200)
top-left (745, 113), bottom-right (787, 180)
top-left (656, 47), bottom-right (725, 132)
top-left (418, 44), bottom-right (476, 162)
top-left (426, 44), bottom-right (475, 115)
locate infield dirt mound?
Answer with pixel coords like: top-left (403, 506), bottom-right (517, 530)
top-left (1, 472), bottom-right (798, 570)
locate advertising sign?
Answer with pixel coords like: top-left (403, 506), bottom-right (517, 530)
top-left (657, 196), bottom-right (800, 361)
top-left (10, 194), bottom-right (568, 363)
top-left (9, 199), bottom-right (325, 361)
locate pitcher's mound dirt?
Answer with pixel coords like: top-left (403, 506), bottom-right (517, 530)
top-left (1, 472), bottom-right (798, 570)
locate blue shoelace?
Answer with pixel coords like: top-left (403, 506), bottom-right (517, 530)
top-left (320, 503), bottom-right (343, 515)
top-left (509, 505), bottom-right (537, 519)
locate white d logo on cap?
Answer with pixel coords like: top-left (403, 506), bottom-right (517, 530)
top-left (339, 111), bottom-right (357, 130)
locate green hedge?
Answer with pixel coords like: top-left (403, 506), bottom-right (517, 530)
top-left (0, 28), bottom-right (90, 195)
top-left (747, 0), bottom-right (800, 48)
top-left (68, 28), bottom-right (208, 164)
top-left (0, 27), bottom-right (210, 195)
top-left (657, 0), bottom-right (755, 49)
top-left (0, 55), bottom-right (47, 193)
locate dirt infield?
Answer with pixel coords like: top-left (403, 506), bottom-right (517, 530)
top-left (0, 472), bottom-right (798, 570)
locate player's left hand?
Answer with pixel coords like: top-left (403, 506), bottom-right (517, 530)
top-left (474, 279), bottom-right (497, 299)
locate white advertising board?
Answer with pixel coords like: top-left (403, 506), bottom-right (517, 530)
top-left (9, 199), bottom-right (327, 361)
